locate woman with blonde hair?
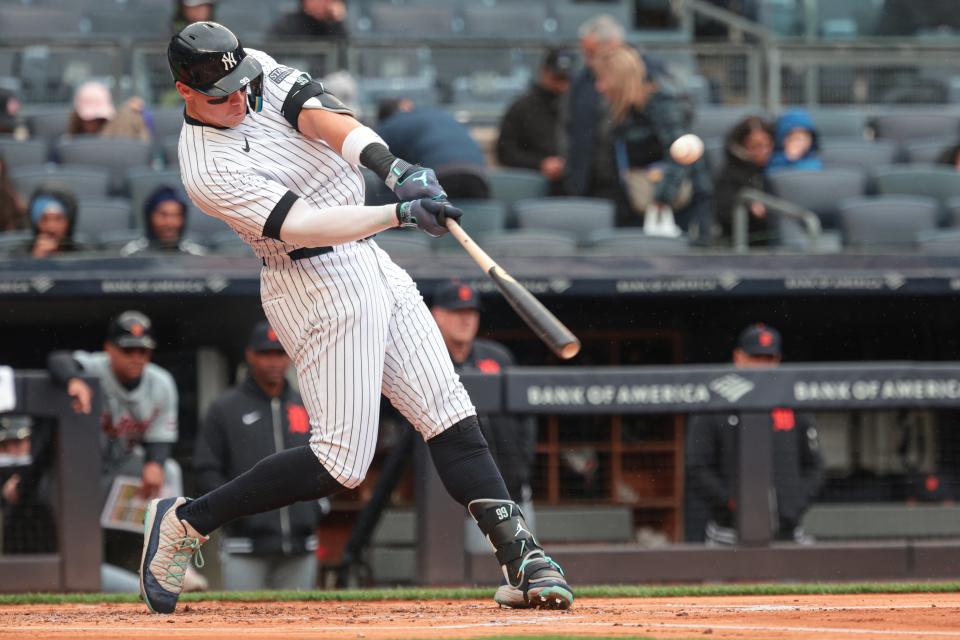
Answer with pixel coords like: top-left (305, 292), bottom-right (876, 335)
top-left (593, 46), bottom-right (714, 243)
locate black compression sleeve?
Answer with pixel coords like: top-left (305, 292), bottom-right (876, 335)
top-left (47, 351), bottom-right (83, 387)
top-left (359, 143), bottom-right (398, 181)
top-left (144, 442), bottom-right (174, 465)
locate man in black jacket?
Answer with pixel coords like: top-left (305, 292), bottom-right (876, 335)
top-left (685, 324), bottom-right (824, 545)
top-left (496, 48), bottom-right (574, 193)
top-left (194, 321), bottom-right (323, 590)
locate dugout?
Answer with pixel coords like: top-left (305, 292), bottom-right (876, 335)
top-left (3, 250), bottom-right (960, 586)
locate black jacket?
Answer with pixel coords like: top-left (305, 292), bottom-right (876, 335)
top-left (269, 11), bottom-right (347, 38)
top-left (685, 408), bottom-right (823, 532)
top-left (714, 140), bottom-right (771, 245)
top-left (194, 376), bottom-right (320, 555)
top-left (496, 84), bottom-right (563, 172)
top-left (452, 339), bottom-right (536, 502)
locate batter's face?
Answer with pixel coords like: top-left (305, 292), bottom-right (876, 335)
top-left (246, 349), bottom-right (291, 387)
top-left (432, 308), bottom-right (480, 345)
top-left (177, 82), bottom-right (247, 128)
top-left (150, 201), bottom-right (185, 243)
top-left (105, 342), bottom-right (152, 383)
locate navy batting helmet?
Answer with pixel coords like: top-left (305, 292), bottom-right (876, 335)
top-left (167, 21), bottom-right (263, 112)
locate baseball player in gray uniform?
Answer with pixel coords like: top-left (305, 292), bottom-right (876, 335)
top-left (140, 22), bottom-right (572, 614)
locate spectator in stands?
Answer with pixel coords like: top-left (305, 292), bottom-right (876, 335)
top-left (46, 311), bottom-right (201, 591)
top-left (170, 0), bottom-right (216, 34)
top-left (714, 116), bottom-right (775, 246)
top-left (269, 0), bottom-right (347, 39)
top-left (685, 324), bottom-right (824, 545)
top-left (431, 281), bottom-right (536, 507)
top-left (496, 48), bottom-right (574, 194)
top-left (0, 87), bottom-right (27, 138)
top-left (565, 14), bottom-right (625, 200)
top-left (768, 110), bottom-right (822, 173)
top-left (593, 46), bottom-right (715, 243)
top-left (876, 0), bottom-right (960, 36)
top-left (67, 81), bottom-right (151, 142)
top-left (193, 321), bottom-right (323, 591)
top-left (120, 185), bottom-right (206, 257)
top-left (23, 186), bottom-right (81, 258)
top-left (377, 98), bottom-right (489, 200)
top-left (0, 153), bottom-right (27, 232)
top-left (937, 144), bottom-right (960, 169)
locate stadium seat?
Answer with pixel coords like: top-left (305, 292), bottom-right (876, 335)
top-left (586, 228), bottom-right (690, 255)
top-left (185, 205), bottom-right (231, 241)
top-left (0, 229), bottom-right (30, 256)
top-left (431, 199), bottom-right (507, 253)
top-left (838, 195), bottom-right (939, 249)
top-left (99, 229), bottom-right (144, 250)
top-left (0, 6), bottom-right (83, 40)
top-left (873, 165), bottom-right (960, 214)
top-left (161, 136), bottom-right (180, 168)
top-left (902, 140), bottom-right (951, 165)
top-left (478, 229), bottom-right (578, 257)
top-left (820, 139), bottom-right (898, 172)
top-left (85, 9), bottom-right (169, 39)
top-left (360, 167), bottom-right (397, 206)
top-left (804, 109), bottom-right (868, 139)
top-left (11, 165), bottom-right (111, 200)
top-left (150, 106), bottom-right (186, 140)
top-left (0, 138), bottom-right (48, 168)
top-left (463, 4), bottom-right (548, 37)
top-left (691, 108), bottom-right (763, 141)
top-left (369, 4), bottom-right (454, 35)
top-left (213, 4), bottom-right (273, 42)
top-left (918, 229), bottom-right (960, 253)
top-left (75, 198), bottom-right (134, 239)
top-left (552, 1), bottom-right (633, 38)
top-left (768, 168), bottom-right (867, 229)
top-left (513, 197), bottom-right (615, 243)
top-left (703, 139), bottom-right (726, 180)
top-left (871, 113), bottom-right (960, 143)
top-left (25, 108), bottom-right (71, 145)
top-left (372, 230), bottom-right (433, 257)
top-left (56, 138), bottom-right (155, 193)
top-left (126, 168), bottom-right (185, 226)
top-left (487, 169), bottom-right (549, 219)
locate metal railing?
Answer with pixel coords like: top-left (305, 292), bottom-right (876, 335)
top-left (732, 187), bottom-right (822, 253)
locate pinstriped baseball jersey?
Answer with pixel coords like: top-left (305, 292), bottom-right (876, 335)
top-left (176, 48), bottom-right (476, 488)
top-left (177, 48), bottom-right (365, 261)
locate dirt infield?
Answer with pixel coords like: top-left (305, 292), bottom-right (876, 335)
top-left (1, 593), bottom-right (959, 639)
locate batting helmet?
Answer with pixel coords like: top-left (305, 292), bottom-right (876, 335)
top-left (167, 21), bottom-right (263, 112)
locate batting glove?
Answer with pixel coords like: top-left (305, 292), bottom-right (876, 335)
top-left (388, 161), bottom-right (448, 202)
top-left (396, 198), bottom-right (463, 237)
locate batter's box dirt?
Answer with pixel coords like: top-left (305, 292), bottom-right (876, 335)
top-left (2, 594), bottom-right (959, 639)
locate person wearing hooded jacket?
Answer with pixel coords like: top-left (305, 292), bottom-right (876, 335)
top-left (20, 186), bottom-right (84, 258)
top-left (767, 110), bottom-right (822, 173)
top-left (120, 186), bottom-right (206, 257)
top-left (193, 321), bottom-right (323, 590)
top-left (714, 116), bottom-right (776, 246)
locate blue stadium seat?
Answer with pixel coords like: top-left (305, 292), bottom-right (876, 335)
top-left (902, 140), bottom-right (951, 165)
top-left (11, 165), bottom-right (111, 200)
top-left (463, 4), bottom-right (548, 37)
top-left (478, 229), bottom-right (578, 257)
top-left (820, 139), bottom-right (898, 172)
top-left (691, 108), bottom-right (764, 141)
top-left (803, 109), bottom-right (868, 139)
top-left (871, 113), bottom-right (960, 143)
top-left (487, 169), bottom-right (549, 221)
top-left (85, 9), bottom-right (169, 39)
top-left (369, 4), bottom-right (454, 36)
top-left (838, 195), bottom-right (939, 249)
top-left (0, 229), bottom-right (31, 256)
top-left (768, 168), bottom-right (866, 229)
top-left (0, 6), bottom-right (83, 40)
top-left (150, 106), bottom-right (186, 140)
top-left (873, 165), bottom-right (960, 214)
top-left (75, 197), bottom-right (134, 239)
top-left (918, 229), bottom-right (960, 254)
top-left (0, 138), bottom-right (48, 168)
top-left (25, 108), bottom-right (71, 146)
top-left (372, 230), bottom-right (433, 257)
top-left (431, 199), bottom-right (507, 253)
top-left (586, 228), bottom-right (690, 255)
top-left (56, 138), bottom-right (155, 194)
top-left (513, 197), bottom-right (615, 244)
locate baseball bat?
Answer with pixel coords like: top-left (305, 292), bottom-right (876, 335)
top-left (445, 219), bottom-right (581, 360)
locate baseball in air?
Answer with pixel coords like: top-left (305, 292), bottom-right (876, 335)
top-left (670, 134), bottom-right (704, 165)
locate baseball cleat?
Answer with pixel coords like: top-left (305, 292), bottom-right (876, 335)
top-left (139, 497), bottom-right (208, 614)
top-left (493, 551), bottom-right (573, 610)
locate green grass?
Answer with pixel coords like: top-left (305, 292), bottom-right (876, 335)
top-left (1, 581), bottom-right (959, 606)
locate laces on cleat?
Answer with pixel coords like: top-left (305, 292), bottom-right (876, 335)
top-left (161, 537), bottom-right (205, 590)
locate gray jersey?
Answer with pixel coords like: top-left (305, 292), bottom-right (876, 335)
top-left (73, 351), bottom-right (178, 471)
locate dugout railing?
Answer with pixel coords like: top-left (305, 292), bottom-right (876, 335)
top-left (0, 371), bottom-right (101, 593)
top-left (418, 363), bottom-right (960, 586)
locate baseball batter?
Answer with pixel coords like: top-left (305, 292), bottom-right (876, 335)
top-left (139, 22), bottom-right (572, 614)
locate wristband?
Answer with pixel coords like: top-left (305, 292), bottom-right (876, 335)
top-left (385, 159), bottom-right (414, 190)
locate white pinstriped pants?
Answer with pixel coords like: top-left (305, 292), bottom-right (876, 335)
top-left (260, 239), bottom-right (476, 488)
